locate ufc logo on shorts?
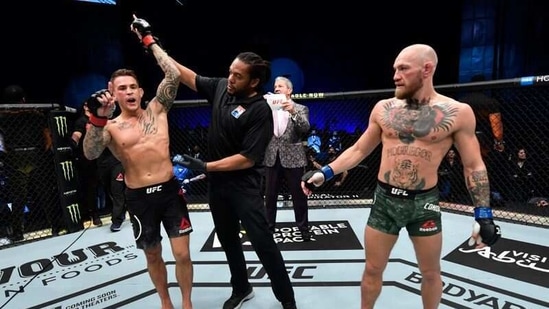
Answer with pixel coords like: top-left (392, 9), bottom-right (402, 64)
top-left (146, 185), bottom-right (163, 194)
top-left (391, 188), bottom-right (409, 196)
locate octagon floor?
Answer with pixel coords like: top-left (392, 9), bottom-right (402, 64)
top-left (0, 207), bottom-right (547, 309)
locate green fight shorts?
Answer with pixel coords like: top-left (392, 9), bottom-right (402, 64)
top-left (367, 181), bottom-right (442, 236)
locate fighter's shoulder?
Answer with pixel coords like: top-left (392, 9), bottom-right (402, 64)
top-left (372, 97), bottom-right (401, 111)
top-left (433, 95), bottom-right (476, 127)
top-left (434, 95), bottom-right (474, 113)
top-left (104, 115), bottom-right (122, 130)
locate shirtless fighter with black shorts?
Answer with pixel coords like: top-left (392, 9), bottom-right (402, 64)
top-left (83, 16), bottom-right (194, 309)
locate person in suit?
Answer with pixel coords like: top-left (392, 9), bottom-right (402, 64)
top-left (264, 76), bottom-right (311, 241)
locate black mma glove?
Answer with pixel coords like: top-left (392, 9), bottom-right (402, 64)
top-left (301, 165), bottom-right (335, 191)
top-left (468, 207), bottom-right (502, 247)
top-left (86, 89), bottom-right (111, 127)
top-left (173, 154), bottom-right (207, 172)
top-left (131, 16), bottom-right (161, 50)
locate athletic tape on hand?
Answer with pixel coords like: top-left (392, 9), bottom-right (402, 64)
top-left (468, 221), bottom-right (482, 246)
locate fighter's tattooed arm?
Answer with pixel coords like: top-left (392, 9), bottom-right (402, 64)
top-left (466, 170), bottom-right (490, 206)
top-left (150, 44), bottom-right (181, 112)
top-left (83, 126), bottom-right (111, 160)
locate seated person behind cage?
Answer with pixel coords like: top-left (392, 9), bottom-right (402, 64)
top-left (307, 129), bottom-right (321, 154)
top-left (328, 131), bottom-right (342, 152)
top-left (310, 146), bottom-right (348, 189)
top-left (507, 148), bottom-right (536, 203)
top-left (437, 148), bottom-right (470, 204)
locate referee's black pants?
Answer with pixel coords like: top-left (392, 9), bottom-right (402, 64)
top-left (209, 185), bottom-right (295, 303)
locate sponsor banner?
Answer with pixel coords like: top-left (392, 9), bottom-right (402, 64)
top-left (1, 214), bottom-right (545, 309)
top-left (403, 270), bottom-right (545, 309)
top-left (443, 238), bottom-right (549, 288)
top-left (7, 254), bottom-right (542, 309)
top-left (48, 110), bottom-right (83, 232)
top-left (307, 192), bottom-right (364, 200)
top-left (201, 220), bottom-right (363, 252)
top-left (0, 241), bottom-right (140, 309)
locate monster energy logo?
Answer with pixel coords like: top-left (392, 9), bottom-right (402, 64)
top-left (66, 203), bottom-right (81, 223)
top-left (60, 161), bottom-right (74, 181)
top-left (54, 116), bottom-right (68, 137)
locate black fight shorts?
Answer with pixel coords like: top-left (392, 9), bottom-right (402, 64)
top-left (125, 178), bottom-right (193, 250)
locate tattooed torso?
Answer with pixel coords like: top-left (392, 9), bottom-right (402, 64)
top-left (82, 45), bottom-right (179, 189)
top-left (107, 107), bottom-right (171, 188)
top-left (377, 98), bottom-right (461, 189)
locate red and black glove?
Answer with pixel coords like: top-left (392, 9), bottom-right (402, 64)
top-left (131, 16), bottom-right (161, 50)
top-left (86, 89), bottom-right (111, 127)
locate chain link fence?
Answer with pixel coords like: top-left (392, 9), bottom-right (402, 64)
top-left (0, 105), bottom-right (81, 248)
top-left (1, 75), bottom-right (547, 248)
top-left (168, 75), bottom-right (549, 227)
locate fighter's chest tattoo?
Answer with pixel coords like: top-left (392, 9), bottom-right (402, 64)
top-left (114, 111), bottom-right (158, 136)
top-left (138, 111), bottom-right (158, 136)
top-left (115, 121), bottom-right (133, 130)
top-left (381, 99), bottom-right (458, 144)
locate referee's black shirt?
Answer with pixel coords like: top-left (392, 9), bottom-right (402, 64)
top-left (196, 76), bottom-right (273, 193)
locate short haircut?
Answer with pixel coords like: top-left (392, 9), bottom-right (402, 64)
top-left (110, 68), bottom-right (140, 85)
top-left (236, 52), bottom-right (271, 91)
top-left (275, 76), bottom-right (293, 91)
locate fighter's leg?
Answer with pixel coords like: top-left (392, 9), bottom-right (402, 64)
top-left (361, 226), bottom-right (399, 309)
top-left (409, 232), bottom-right (443, 309)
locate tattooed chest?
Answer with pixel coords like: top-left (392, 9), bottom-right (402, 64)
top-left (138, 112), bottom-right (158, 136)
top-left (381, 101), bottom-right (458, 144)
top-left (114, 116), bottom-right (158, 147)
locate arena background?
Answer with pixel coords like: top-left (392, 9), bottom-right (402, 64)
top-left (1, 0), bottom-right (548, 244)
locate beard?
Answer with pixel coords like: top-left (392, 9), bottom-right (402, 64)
top-left (395, 74), bottom-right (423, 99)
top-left (228, 84), bottom-right (252, 98)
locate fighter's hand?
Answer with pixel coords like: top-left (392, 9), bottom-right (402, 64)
top-left (301, 170), bottom-right (325, 196)
top-left (130, 14), bottom-right (156, 48)
top-left (468, 207), bottom-right (502, 248)
top-left (87, 89), bottom-right (115, 118)
top-left (130, 14), bottom-right (152, 39)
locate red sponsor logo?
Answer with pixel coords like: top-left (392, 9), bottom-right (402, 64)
top-left (419, 220), bottom-right (438, 232)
